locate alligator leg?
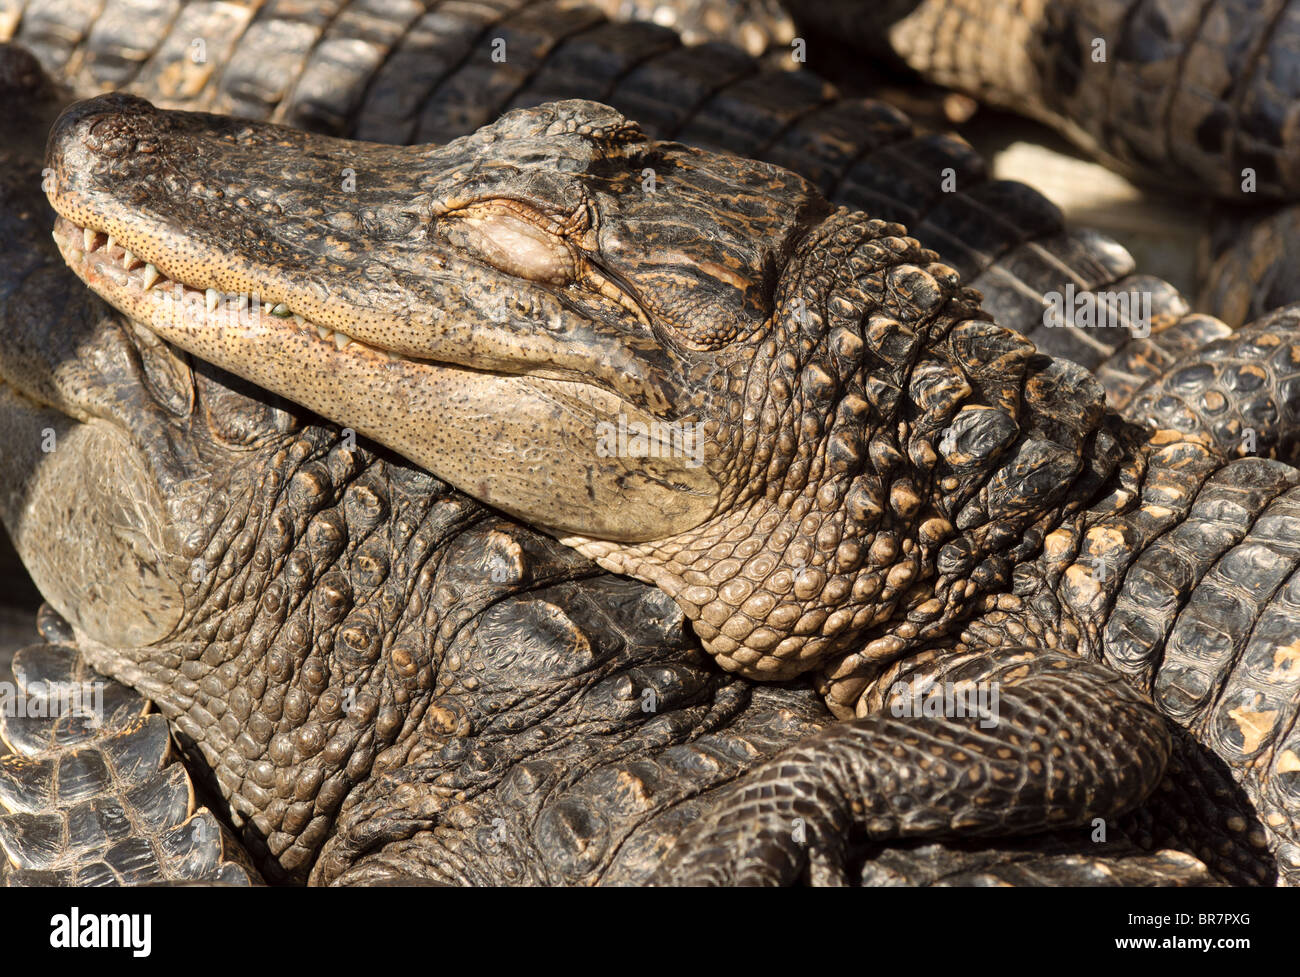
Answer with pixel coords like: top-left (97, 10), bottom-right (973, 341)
top-left (648, 646), bottom-right (1170, 885)
top-left (314, 635), bottom-right (1209, 886)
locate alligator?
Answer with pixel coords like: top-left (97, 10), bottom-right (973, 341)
top-left (786, 0), bottom-right (1300, 201)
top-left (0, 46), bottom-right (1233, 888)
top-left (36, 85), bottom-right (1300, 886)
top-left (0, 0), bottom-right (1289, 883)
top-left (0, 48), bottom-right (839, 886)
top-left (0, 0), bottom-right (1236, 418)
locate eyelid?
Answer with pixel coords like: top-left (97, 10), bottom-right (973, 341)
top-left (440, 206), bottom-right (577, 284)
top-left (582, 253), bottom-right (652, 327)
top-left (436, 198), bottom-right (647, 325)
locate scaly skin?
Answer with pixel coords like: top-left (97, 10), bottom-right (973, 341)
top-left (1199, 203), bottom-right (1300, 328)
top-left (1127, 307), bottom-right (1300, 465)
top-left (0, 622), bottom-right (260, 886)
top-left (0, 0), bottom-right (1234, 414)
top-left (0, 50), bottom-right (840, 885)
top-left (789, 0), bottom-right (1300, 200)
top-left (45, 94), bottom-right (1300, 883)
top-left (3, 44), bottom-right (1217, 888)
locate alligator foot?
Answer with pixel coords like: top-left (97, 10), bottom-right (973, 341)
top-left (650, 647), bottom-right (1170, 885)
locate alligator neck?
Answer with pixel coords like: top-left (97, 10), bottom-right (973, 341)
top-left (570, 208), bottom-right (1129, 713)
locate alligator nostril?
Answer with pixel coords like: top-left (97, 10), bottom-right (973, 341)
top-left (48, 93), bottom-right (159, 162)
top-left (85, 118), bottom-right (135, 157)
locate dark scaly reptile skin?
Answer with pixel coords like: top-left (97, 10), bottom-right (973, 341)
top-left (1199, 203), bottom-right (1300, 329)
top-left (788, 0), bottom-right (1300, 201)
top-left (0, 0), bottom-right (1233, 419)
top-left (44, 93), bottom-right (1300, 885)
top-left (0, 46), bottom-right (1223, 888)
top-left (0, 0), bottom-right (1294, 883)
top-left (1128, 307), bottom-right (1300, 465)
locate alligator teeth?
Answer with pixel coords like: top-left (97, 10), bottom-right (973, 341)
top-left (291, 314), bottom-right (304, 326)
top-left (269, 303), bottom-right (292, 318)
top-left (205, 288), bottom-right (220, 312)
top-left (122, 249), bottom-right (142, 270)
top-left (141, 264), bottom-right (161, 290)
top-left (384, 350), bottom-right (399, 361)
top-left (105, 234), bottom-right (115, 252)
top-left (83, 227), bottom-right (104, 251)
top-left (233, 293), bottom-right (249, 310)
top-left (315, 325), bottom-right (331, 340)
top-left (333, 332), bottom-right (352, 351)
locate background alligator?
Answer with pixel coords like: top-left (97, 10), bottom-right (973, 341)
top-left (42, 85), bottom-right (1300, 887)
top-left (787, 0), bottom-right (1300, 201)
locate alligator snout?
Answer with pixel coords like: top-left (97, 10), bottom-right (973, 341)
top-left (48, 92), bottom-right (161, 162)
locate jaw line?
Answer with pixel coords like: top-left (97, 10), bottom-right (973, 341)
top-left (49, 214), bottom-right (725, 543)
top-left (53, 214), bottom-right (407, 364)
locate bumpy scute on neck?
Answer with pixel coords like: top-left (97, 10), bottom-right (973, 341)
top-left (568, 209), bottom-right (1114, 711)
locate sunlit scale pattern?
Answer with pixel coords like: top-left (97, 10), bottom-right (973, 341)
top-left (12, 4), bottom-right (1300, 886)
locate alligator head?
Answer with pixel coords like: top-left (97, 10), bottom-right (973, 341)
top-left (5, 63), bottom-right (780, 883)
top-left (47, 94), bottom-right (1112, 711)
